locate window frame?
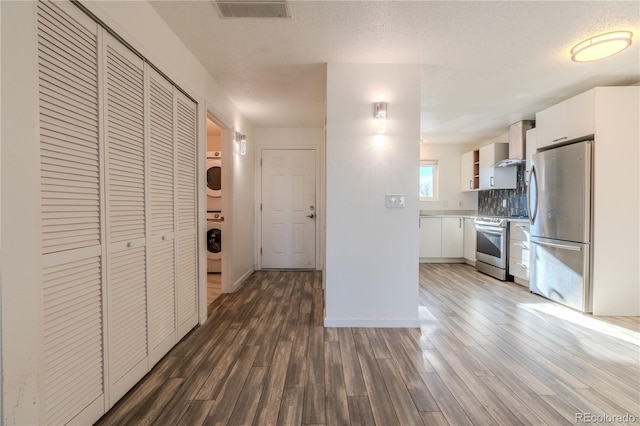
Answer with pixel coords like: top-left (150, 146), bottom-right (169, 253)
top-left (419, 159), bottom-right (439, 201)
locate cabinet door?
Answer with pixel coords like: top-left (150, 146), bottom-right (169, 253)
top-left (479, 143), bottom-right (515, 189)
top-left (442, 217), bottom-right (464, 258)
top-left (478, 144), bottom-right (494, 189)
top-left (536, 90), bottom-right (594, 149)
top-left (463, 218), bottom-right (476, 261)
top-left (460, 151), bottom-right (474, 191)
top-left (525, 128), bottom-right (536, 186)
top-left (419, 218), bottom-right (442, 258)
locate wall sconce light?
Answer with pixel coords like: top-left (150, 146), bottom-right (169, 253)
top-left (374, 102), bottom-right (388, 133)
top-left (240, 134), bottom-right (247, 156)
top-left (571, 31), bottom-right (633, 62)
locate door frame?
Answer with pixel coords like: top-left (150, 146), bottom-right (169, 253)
top-left (198, 107), bottom-right (234, 322)
top-left (256, 146), bottom-right (323, 271)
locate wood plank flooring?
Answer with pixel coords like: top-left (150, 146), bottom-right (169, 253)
top-left (96, 264), bottom-right (640, 425)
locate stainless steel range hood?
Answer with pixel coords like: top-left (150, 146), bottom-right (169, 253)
top-left (496, 120), bottom-right (534, 167)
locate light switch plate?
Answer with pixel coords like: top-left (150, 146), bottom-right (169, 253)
top-left (385, 194), bottom-right (405, 208)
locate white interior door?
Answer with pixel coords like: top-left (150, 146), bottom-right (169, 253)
top-left (261, 149), bottom-right (316, 269)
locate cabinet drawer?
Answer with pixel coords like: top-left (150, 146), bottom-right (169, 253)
top-left (509, 222), bottom-right (530, 241)
top-left (509, 257), bottom-right (530, 281)
top-left (509, 240), bottom-right (530, 261)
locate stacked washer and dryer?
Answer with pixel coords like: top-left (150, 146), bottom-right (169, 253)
top-left (206, 151), bottom-right (223, 273)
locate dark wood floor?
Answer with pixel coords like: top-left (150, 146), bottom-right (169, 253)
top-left (97, 264), bottom-right (640, 425)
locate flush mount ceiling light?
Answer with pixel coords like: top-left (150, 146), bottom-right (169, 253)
top-left (571, 31), bottom-right (633, 62)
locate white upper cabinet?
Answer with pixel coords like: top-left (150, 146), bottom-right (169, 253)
top-left (479, 143), bottom-right (516, 190)
top-left (460, 149), bottom-right (479, 191)
top-left (525, 128), bottom-right (536, 187)
top-left (536, 89), bottom-right (595, 149)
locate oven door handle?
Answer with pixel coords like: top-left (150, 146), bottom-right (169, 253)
top-left (475, 226), bottom-right (505, 236)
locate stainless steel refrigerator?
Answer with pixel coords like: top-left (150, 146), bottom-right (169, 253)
top-left (528, 140), bottom-right (592, 313)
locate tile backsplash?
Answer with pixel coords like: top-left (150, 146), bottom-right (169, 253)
top-left (478, 164), bottom-right (528, 217)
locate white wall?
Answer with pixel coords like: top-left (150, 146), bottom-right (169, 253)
top-left (1, 2), bottom-right (42, 423)
top-left (254, 128), bottom-right (325, 270)
top-left (227, 127), bottom-right (256, 291)
top-left (419, 143), bottom-right (479, 211)
top-left (324, 63), bottom-right (420, 327)
top-left (592, 87), bottom-right (639, 315)
top-left (0, 1), bottom-right (255, 422)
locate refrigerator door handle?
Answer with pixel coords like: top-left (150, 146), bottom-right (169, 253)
top-left (528, 164), bottom-right (538, 225)
top-left (532, 240), bottom-right (582, 251)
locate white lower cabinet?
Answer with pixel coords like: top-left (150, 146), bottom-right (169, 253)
top-left (419, 217), bottom-right (464, 261)
top-left (419, 217), bottom-right (442, 258)
top-left (442, 217), bottom-right (464, 258)
top-left (463, 218), bottom-right (476, 263)
top-left (509, 221), bottom-right (530, 285)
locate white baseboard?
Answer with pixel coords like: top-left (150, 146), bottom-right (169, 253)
top-left (232, 268), bottom-right (254, 291)
top-left (323, 317), bottom-right (420, 328)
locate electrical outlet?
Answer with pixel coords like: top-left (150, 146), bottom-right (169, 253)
top-left (459, 201), bottom-right (463, 208)
top-left (502, 199), bottom-right (507, 208)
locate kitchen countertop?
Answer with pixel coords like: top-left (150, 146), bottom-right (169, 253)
top-left (419, 210), bottom-right (531, 223)
top-left (419, 210), bottom-right (477, 218)
top-left (508, 218), bottom-right (530, 223)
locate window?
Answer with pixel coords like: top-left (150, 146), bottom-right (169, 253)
top-left (420, 160), bottom-right (439, 200)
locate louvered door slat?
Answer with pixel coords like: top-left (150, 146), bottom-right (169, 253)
top-left (39, 76), bottom-right (98, 111)
top-left (38, 1), bottom-right (96, 53)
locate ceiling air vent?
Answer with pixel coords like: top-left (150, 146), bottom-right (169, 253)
top-left (213, 0), bottom-right (291, 18)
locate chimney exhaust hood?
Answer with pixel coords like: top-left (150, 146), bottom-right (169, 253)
top-left (496, 120), bottom-right (534, 167)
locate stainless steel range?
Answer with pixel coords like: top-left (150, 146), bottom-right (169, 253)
top-left (474, 217), bottom-right (509, 280)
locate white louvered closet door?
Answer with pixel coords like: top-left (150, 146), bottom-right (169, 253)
top-left (146, 65), bottom-right (177, 365)
top-left (103, 32), bottom-right (149, 405)
top-left (37, 1), bottom-right (106, 424)
top-left (175, 92), bottom-right (199, 338)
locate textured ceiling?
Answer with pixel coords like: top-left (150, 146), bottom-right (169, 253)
top-left (151, 1), bottom-right (640, 144)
